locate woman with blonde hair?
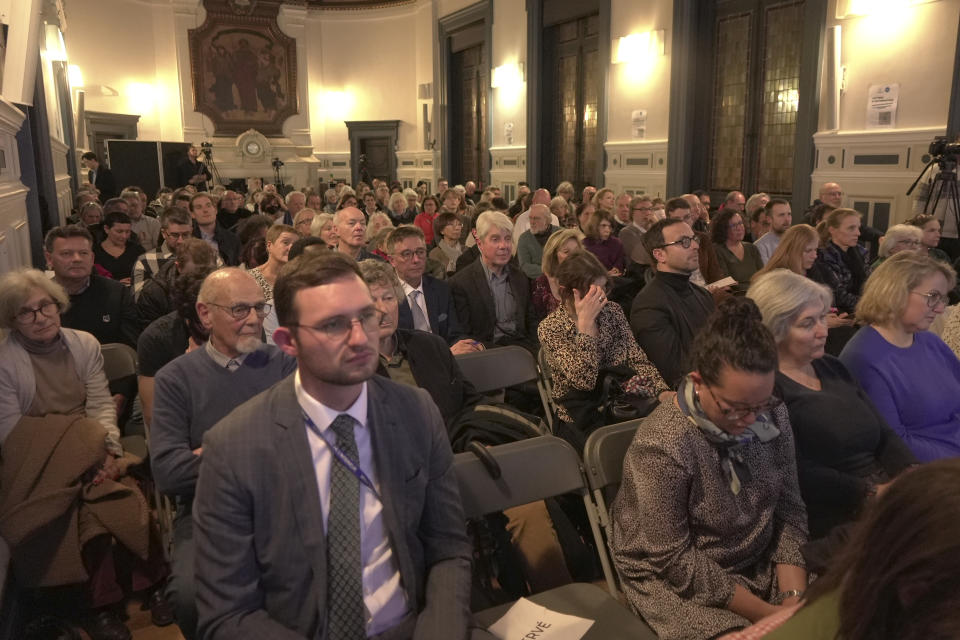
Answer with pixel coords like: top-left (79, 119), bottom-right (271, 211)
top-left (840, 252), bottom-right (960, 461)
top-left (591, 187), bottom-right (616, 213)
top-left (531, 229), bottom-right (584, 320)
top-left (754, 224), bottom-right (820, 279)
top-left (811, 208), bottom-right (871, 315)
top-left (365, 211), bottom-right (394, 242)
top-left (309, 212), bottom-right (339, 249)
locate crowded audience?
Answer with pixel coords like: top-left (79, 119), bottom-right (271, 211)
top-left (14, 166), bottom-right (960, 640)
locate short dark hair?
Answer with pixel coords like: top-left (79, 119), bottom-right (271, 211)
top-left (518, 181), bottom-right (530, 188)
top-left (44, 225), bottom-right (94, 253)
top-left (172, 266), bottom-right (215, 344)
top-left (274, 252), bottom-right (363, 327)
top-left (81, 151), bottom-right (98, 161)
top-left (691, 297), bottom-right (777, 386)
top-left (490, 197), bottom-right (510, 211)
top-left (693, 189), bottom-right (708, 198)
top-left (103, 211), bottom-right (132, 228)
top-left (385, 225), bottom-right (424, 253)
top-left (664, 197), bottom-right (691, 218)
top-left (710, 207), bottom-right (743, 245)
top-left (434, 212), bottom-right (460, 239)
top-left (189, 192), bottom-right (215, 211)
top-left (554, 250), bottom-right (607, 304)
top-left (173, 188), bottom-right (193, 203)
top-left (642, 218), bottom-right (686, 255)
top-left (287, 236), bottom-right (328, 261)
top-left (764, 197), bottom-right (790, 213)
top-left (159, 206), bottom-right (191, 228)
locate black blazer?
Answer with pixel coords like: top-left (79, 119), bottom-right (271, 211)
top-left (91, 166), bottom-right (117, 200)
top-left (449, 258), bottom-right (536, 350)
top-left (377, 328), bottom-right (482, 426)
top-left (397, 275), bottom-right (464, 344)
top-left (194, 222), bottom-right (241, 266)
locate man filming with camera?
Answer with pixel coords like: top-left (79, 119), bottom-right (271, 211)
top-left (177, 145), bottom-right (212, 191)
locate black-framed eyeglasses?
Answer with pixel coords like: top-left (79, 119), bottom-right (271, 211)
top-left (910, 290), bottom-right (947, 309)
top-left (701, 384), bottom-right (780, 421)
top-left (659, 235), bottom-right (699, 250)
top-left (290, 307), bottom-right (385, 340)
top-left (15, 301), bottom-right (62, 324)
top-left (394, 248), bottom-right (427, 261)
top-left (208, 301), bottom-right (272, 320)
top-left (633, 206), bottom-right (654, 213)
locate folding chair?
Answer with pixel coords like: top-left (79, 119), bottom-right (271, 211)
top-left (454, 435), bottom-right (657, 639)
top-left (100, 343), bottom-right (175, 560)
top-left (582, 419), bottom-right (643, 595)
top-left (455, 345), bottom-right (554, 431)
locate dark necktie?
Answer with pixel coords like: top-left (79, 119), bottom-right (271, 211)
top-left (326, 414), bottom-right (366, 639)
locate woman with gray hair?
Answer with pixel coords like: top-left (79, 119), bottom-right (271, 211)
top-left (748, 269), bottom-right (915, 541)
top-left (871, 223), bottom-right (923, 268)
top-left (840, 252), bottom-right (960, 462)
top-left (0, 269), bottom-right (170, 636)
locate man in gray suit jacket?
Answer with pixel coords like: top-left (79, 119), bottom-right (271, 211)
top-left (193, 251), bottom-right (473, 640)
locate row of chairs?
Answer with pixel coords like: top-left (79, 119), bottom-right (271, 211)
top-left (103, 342), bottom-right (649, 636)
top-left (457, 427), bottom-right (653, 638)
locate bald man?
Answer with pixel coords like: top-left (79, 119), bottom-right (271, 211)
top-left (819, 182), bottom-right (843, 208)
top-left (513, 188), bottom-right (560, 237)
top-left (151, 267), bottom-right (297, 640)
top-left (517, 204), bottom-right (559, 278)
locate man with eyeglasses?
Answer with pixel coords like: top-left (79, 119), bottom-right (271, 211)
top-left (192, 251), bottom-right (473, 640)
top-left (630, 218), bottom-right (716, 388)
top-left (133, 207), bottom-right (196, 299)
top-left (386, 226), bottom-right (478, 355)
top-left (620, 195), bottom-right (657, 266)
top-left (151, 268), bottom-right (297, 640)
top-left (335, 206), bottom-right (388, 262)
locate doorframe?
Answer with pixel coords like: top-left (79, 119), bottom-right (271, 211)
top-left (526, 0), bottom-right (611, 191)
top-left (83, 111), bottom-right (140, 164)
top-left (345, 120), bottom-right (400, 186)
top-left (436, 1), bottom-right (492, 186)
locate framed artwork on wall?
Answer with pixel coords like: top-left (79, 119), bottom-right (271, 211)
top-left (187, 0), bottom-right (297, 136)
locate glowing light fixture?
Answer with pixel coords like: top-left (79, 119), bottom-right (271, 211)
top-left (322, 90), bottom-right (354, 120)
top-left (614, 30), bottom-right (665, 65)
top-left (68, 65), bottom-right (84, 89)
top-left (491, 62), bottom-right (524, 89)
top-left (837, 0), bottom-right (935, 18)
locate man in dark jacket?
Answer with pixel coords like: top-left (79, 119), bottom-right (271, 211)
top-left (630, 218), bottom-right (715, 388)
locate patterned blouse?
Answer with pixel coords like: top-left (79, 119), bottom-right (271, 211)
top-left (537, 303), bottom-right (667, 422)
top-left (611, 401), bottom-right (809, 640)
top-left (810, 242), bottom-right (871, 314)
top-left (248, 266), bottom-right (273, 301)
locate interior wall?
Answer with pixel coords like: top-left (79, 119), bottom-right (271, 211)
top-left (607, 0), bottom-right (673, 142)
top-left (309, 4), bottom-right (420, 153)
top-left (489, 0), bottom-right (526, 149)
top-left (63, 0), bottom-right (183, 143)
top-left (825, 0), bottom-right (960, 132)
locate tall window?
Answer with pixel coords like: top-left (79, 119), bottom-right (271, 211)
top-left (708, 0), bottom-right (804, 198)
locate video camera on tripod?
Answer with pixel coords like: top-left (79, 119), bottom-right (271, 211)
top-left (907, 136), bottom-right (960, 230)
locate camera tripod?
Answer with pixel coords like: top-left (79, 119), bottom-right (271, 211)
top-left (907, 159), bottom-right (960, 234)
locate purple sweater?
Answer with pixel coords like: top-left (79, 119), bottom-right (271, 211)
top-left (840, 327), bottom-right (960, 462)
top-left (583, 236), bottom-right (626, 272)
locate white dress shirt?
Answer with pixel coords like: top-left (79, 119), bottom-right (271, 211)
top-left (294, 372), bottom-right (409, 635)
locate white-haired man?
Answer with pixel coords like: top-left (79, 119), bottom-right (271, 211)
top-left (449, 211), bottom-right (537, 351)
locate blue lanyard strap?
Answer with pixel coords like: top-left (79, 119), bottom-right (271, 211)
top-left (302, 411), bottom-right (382, 502)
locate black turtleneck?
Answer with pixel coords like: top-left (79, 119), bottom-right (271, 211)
top-left (629, 270), bottom-right (715, 388)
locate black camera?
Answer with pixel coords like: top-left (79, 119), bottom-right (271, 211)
top-left (929, 136), bottom-right (960, 160)
top-left (272, 157), bottom-right (284, 169)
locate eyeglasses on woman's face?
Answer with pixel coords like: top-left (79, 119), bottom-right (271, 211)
top-left (702, 384), bottom-right (780, 421)
top-left (15, 300), bottom-right (62, 325)
top-left (910, 290), bottom-right (947, 310)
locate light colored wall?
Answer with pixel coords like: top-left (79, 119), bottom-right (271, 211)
top-left (607, 0), bottom-right (673, 143)
top-left (64, 0), bottom-right (183, 142)
top-left (309, 4), bottom-right (420, 152)
top-left (825, 0), bottom-right (960, 133)
top-left (490, 0), bottom-right (526, 149)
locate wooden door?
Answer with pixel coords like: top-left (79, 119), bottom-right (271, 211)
top-left (542, 13), bottom-right (600, 194)
top-left (361, 137), bottom-right (392, 183)
top-left (449, 42), bottom-right (488, 186)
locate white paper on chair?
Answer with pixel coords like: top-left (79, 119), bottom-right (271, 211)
top-left (487, 597), bottom-right (595, 640)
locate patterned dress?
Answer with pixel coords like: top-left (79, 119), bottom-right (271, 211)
top-left (610, 401), bottom-right (808, 640)
top-left (537, 303), bottom-right (667, 423)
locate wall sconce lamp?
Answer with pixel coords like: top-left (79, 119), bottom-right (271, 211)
top-left (614, 30), bottom-right (665, 65)
top-left (491, 62), bottom-right (524, 89)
